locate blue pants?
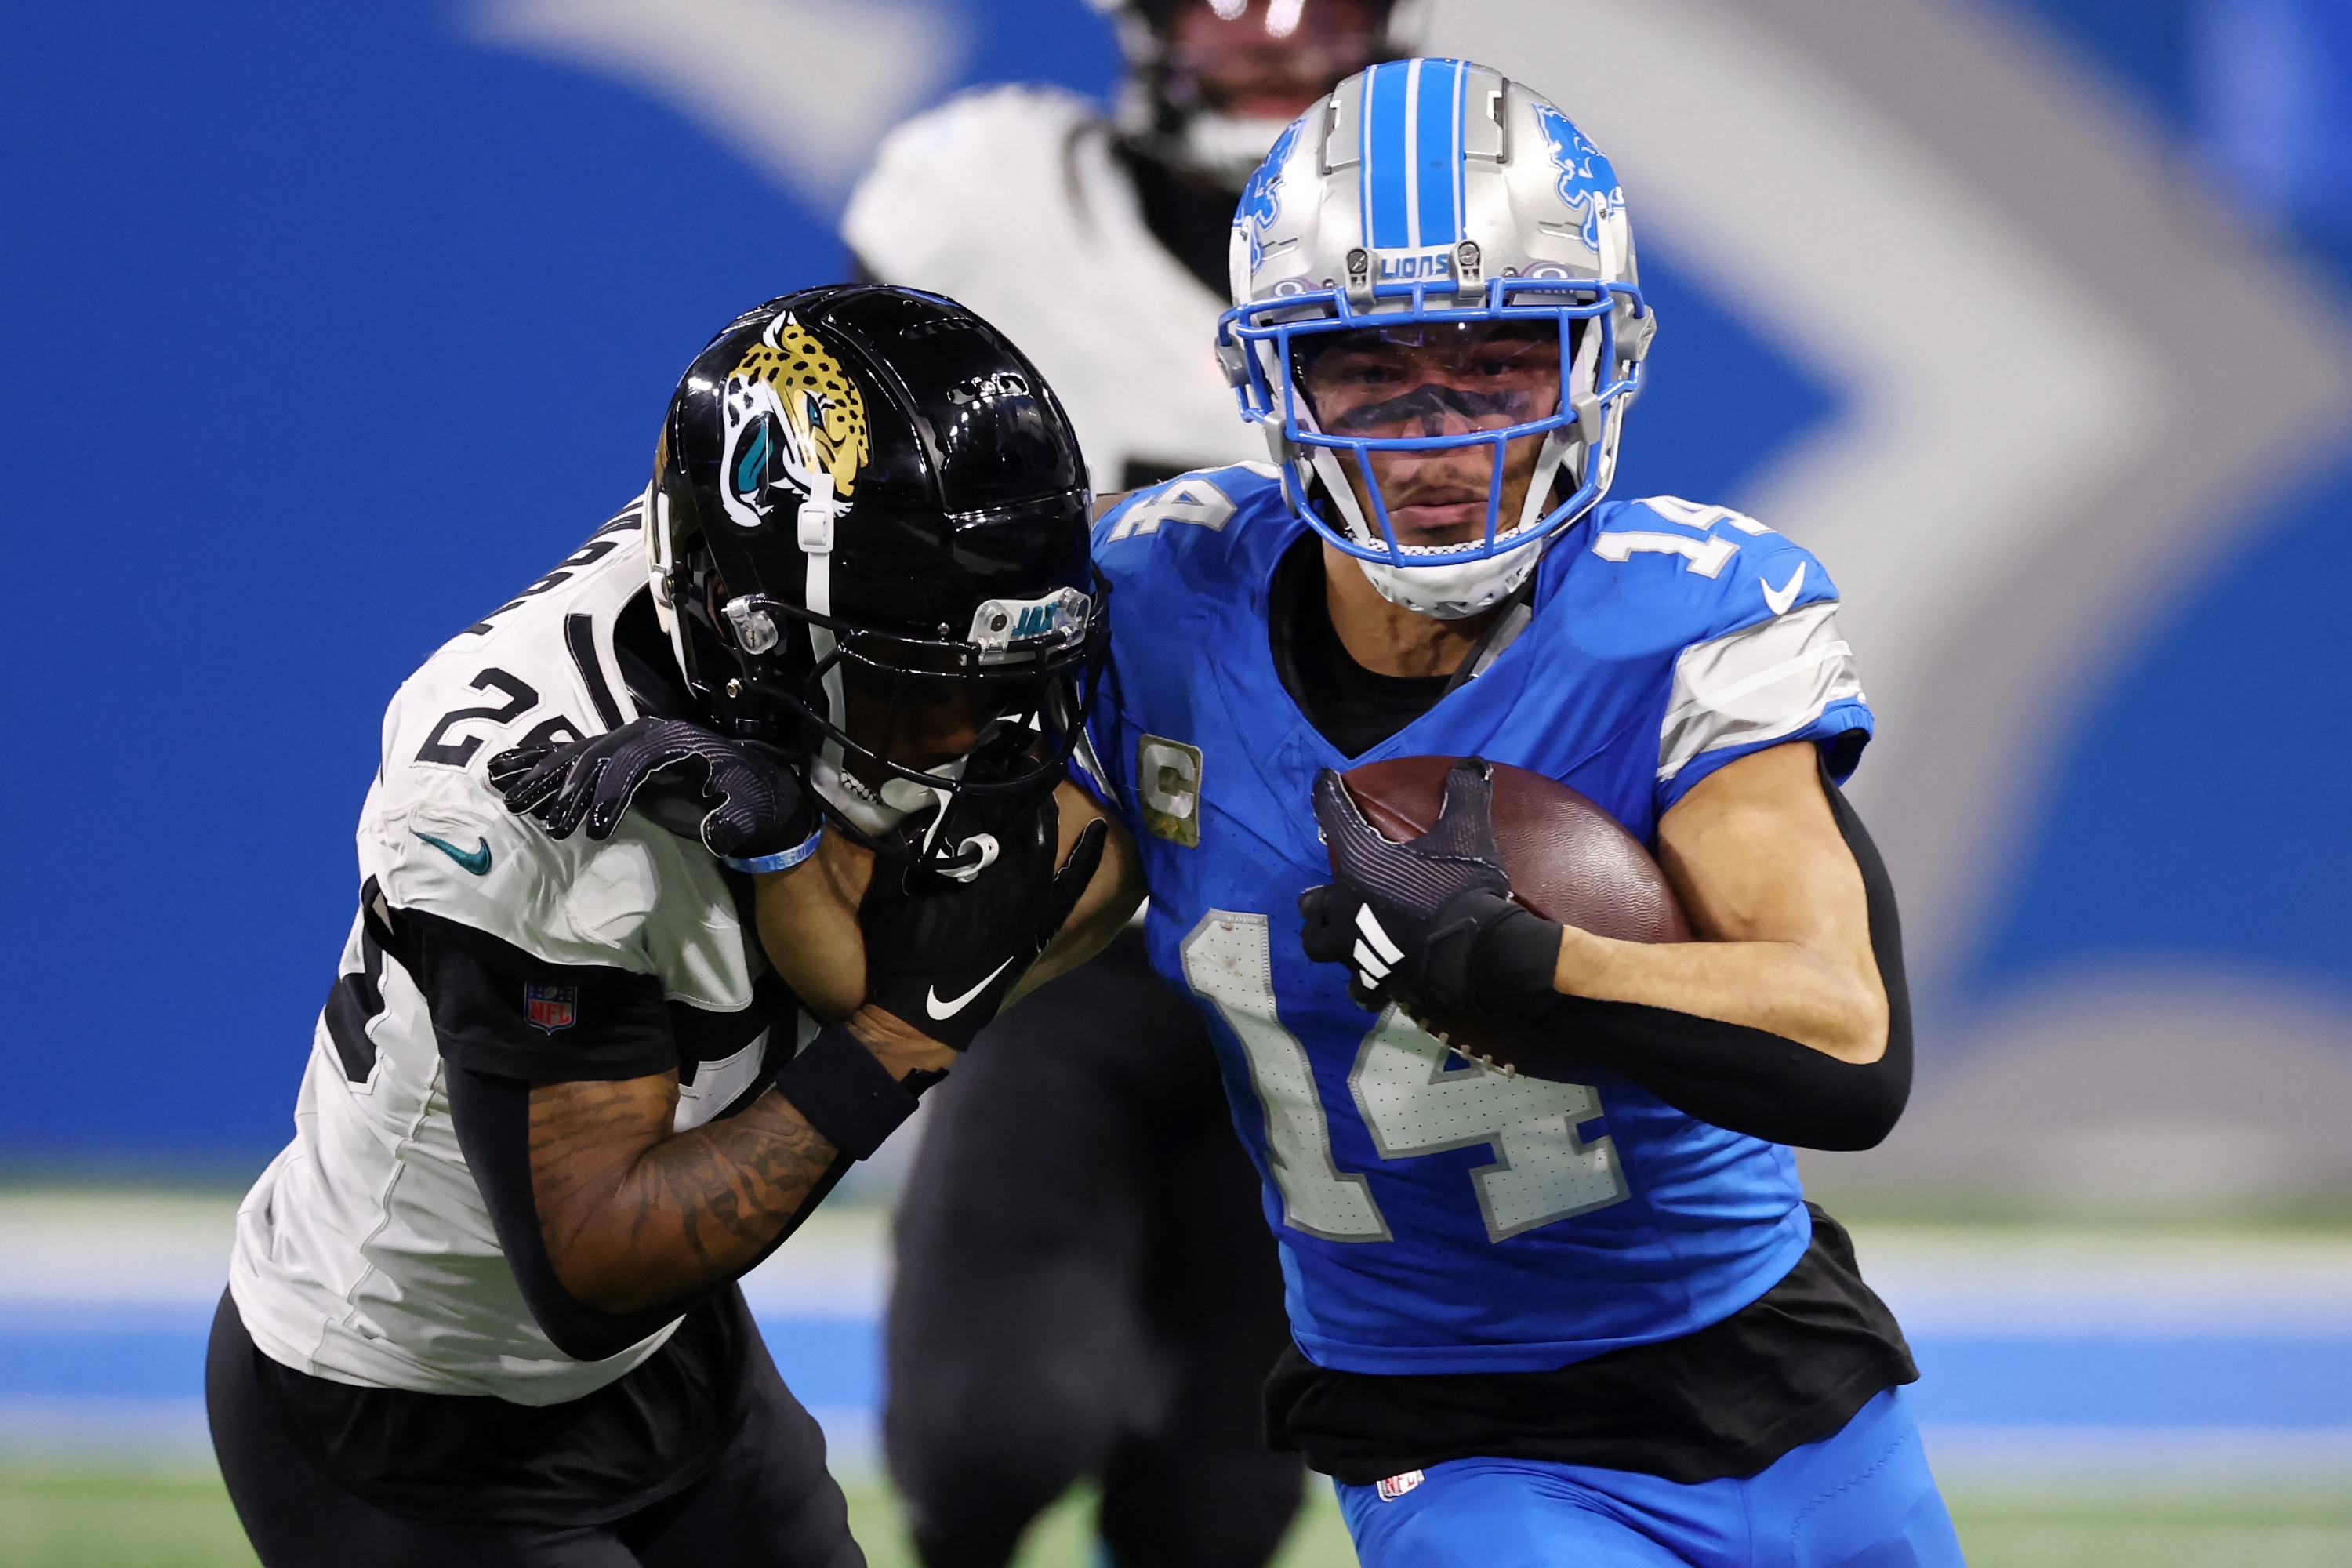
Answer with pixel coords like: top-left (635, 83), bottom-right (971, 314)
top-left (1335, 1389), bottom-right (1963, 1568)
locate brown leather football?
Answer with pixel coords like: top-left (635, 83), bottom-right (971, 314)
top-left (1334, 757), bottom-right (1690, 1072)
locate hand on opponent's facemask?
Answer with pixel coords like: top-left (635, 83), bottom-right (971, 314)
top-left (488, 717), bottom-right (820, 873)
top-left (858, 784), bottom-right (1108, 1052)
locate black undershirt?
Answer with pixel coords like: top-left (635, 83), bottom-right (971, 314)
top-left (1269, 536), bottom-right (1454, 758)
top-left (1264, 1210), bottom-right (1918, 1486)
top-left (1264, 536), bottom-right (1917, 1485)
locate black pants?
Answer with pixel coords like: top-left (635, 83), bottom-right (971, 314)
top-left (208, 1292), bottom-right (862, 1568)
top-left (885, 931), bottom-right (1304, 1568)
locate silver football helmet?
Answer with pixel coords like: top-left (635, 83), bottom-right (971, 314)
top-left (1220, 60), bottom-right (1657, 618)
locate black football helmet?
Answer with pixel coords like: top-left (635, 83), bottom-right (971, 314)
top-left (650, 285), bottom-right (1102, 874)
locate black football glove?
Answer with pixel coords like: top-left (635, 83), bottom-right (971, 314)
top-left (859, 793), bottom-right (1109, 1051)
top-left (488, 717), bottom-right (818, 869)
top-left (1299, 757), bottom-right (1561, 1017)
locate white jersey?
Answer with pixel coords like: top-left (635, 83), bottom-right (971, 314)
top-left (843, 85), bottom-right (1263, 493)
top-left (229, 499), bottom-right (805, 1406)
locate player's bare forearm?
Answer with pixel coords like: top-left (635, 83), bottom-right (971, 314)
top-left (1551, 742), bottom-right (1888, 1063)
top-left (753, 831), bottom-right (873, 1024)
top-left (528, 1004), bottom-right (949, 1314)
top-left (528, 1076), bottom-right (833, 1312)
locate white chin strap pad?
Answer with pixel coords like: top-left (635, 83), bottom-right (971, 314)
top-left (810, 754), bottom-right (965, 836)
top-left (1302, 443), bottom-right (1554, 622)
top-left (1356, 548), bottom-right (1543, 620)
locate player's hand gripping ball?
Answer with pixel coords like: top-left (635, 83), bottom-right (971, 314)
top-left (489, 717), bottom-right (817, 864)
top-left (1303, 757), bottom-right (1522, 1014)
top-left (858, 793), bottom-right (1109, 1051)
top-left (1301, 757), bottom-right (1690, 1073)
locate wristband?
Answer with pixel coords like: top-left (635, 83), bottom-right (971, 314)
top-left (1464, 894), bottom-right (1570, 1018)
top-left (771, 1025), bottom-right (920, 1160)
top-left (722, 826), bottom-right (825, 877)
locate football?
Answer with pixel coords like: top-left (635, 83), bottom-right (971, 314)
top-left (1334, 756), bottom-right (1691, 1073)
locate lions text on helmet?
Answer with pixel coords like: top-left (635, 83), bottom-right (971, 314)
top-left (648, 286), bottom-right (1108, 877)
top-left (1220, 59), bottom-right (1658, 619)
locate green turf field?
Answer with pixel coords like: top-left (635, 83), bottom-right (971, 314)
top-left (4, 1466), bottom-right (2350, 1568)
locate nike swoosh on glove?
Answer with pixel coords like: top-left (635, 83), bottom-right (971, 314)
top-left (859, 792), bottom-right (1109, 1051)
top-left (488, 718), bottom-right (815, 863)
top-left (1298, 757), bottom-right (1562, 1018)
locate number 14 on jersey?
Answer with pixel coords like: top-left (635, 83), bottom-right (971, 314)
top-left (1181, 912), bottom-right (1629, 1245)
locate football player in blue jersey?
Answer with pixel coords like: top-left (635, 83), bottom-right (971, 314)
top-left (846, 7), bottom-right (1421, 1566)
top-left (1076, 59), bottom-right (1965, 1567)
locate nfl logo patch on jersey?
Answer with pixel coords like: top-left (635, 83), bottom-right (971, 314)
top-left (524, 984), bottom-right (578, 1033)
top-left (1375, 1470), bottom-right (1424, 1502)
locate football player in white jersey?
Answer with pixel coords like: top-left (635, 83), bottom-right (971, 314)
top-left (207, 285), bottom-right (1135, 1567)
top-left (843, 8), bottom-right (1417, 1568)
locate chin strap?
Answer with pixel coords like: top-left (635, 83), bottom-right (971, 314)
top-left (808, 751), bottom-right (1002, 884)
top-left (1307, 444), bottom-right (1379, 550)
top-left (799, 475), bottom-right (857, 798)
top-left (646, 482), bottom-right (695, 687)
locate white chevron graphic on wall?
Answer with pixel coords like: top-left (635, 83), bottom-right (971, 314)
top-left (470, 0), bottom-right (970, 206)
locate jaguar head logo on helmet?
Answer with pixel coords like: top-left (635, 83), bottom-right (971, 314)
top-left (717, 312), bottom-right (873, 538)
top-left (650, 285), bottom-right (1105, 877)
top-left (1219, 59), bottom-right (1658, 619)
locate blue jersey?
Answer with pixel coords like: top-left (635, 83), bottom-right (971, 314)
top-left (1085, 467), bottom-right (1875, 1375)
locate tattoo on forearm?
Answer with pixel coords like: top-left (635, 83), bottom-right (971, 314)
top-left (529, 1080), bottom-right (839, 1307)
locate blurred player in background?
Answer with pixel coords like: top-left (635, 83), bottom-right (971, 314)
top-left (208, 285), bottom-right (1128, 1567)
top-left (1080, 60), bottom-right (1966, 1568)
top-left (841, 6), bottom-right (1416, 1567)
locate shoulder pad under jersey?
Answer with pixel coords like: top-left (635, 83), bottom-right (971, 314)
top-left (845, 86), bottom-right (1098, 283)
top-left (356, 499), bottom-right (757, 1007)
top-left (1559, 495), bottom-right (1839, 649)
top-left (1554, 495), bottom-right (1867, 786)
top-left (1094, 462), bottom-right (1288, 578)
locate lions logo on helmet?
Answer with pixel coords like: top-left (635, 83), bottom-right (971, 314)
top-left (1531, 103), bottom-right (1626, 258)
top-left (1232, 117), bottom-right (1301, 280)
top-left (720, 314), bottom-right (873, 533)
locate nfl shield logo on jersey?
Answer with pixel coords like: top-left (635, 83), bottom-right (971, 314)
top-left (524, 984), bottom-right (578, 1033)
top-left (1375, 1470), bottom-right (1424, 1502)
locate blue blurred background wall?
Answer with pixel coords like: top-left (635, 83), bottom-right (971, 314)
top-left (4, 0), bottom-right (2350, 1206)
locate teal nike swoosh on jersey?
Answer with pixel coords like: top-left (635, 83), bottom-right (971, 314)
top-left (414, 831), bottom-right (492, 876)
